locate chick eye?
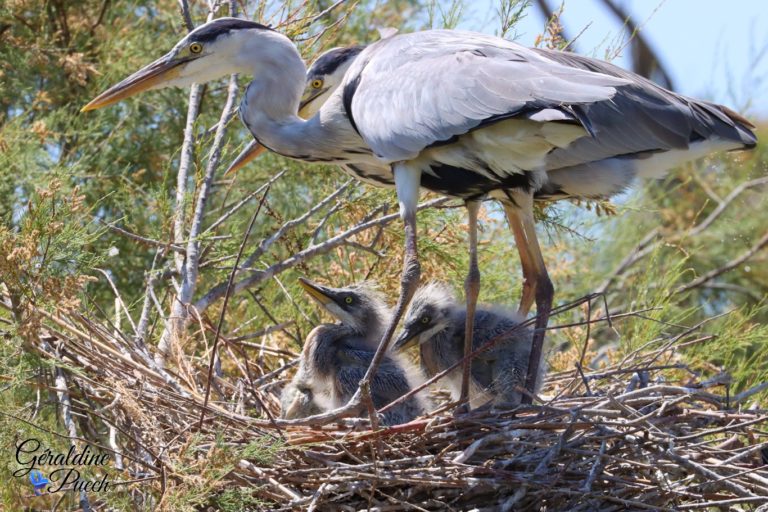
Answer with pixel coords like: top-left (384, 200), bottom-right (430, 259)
top-left (189, 42), bottom-right (203, 54)
top-left (311, 79), bottom-right (323, 89)
top-left (344, 296), bottom-right (354, 304)
top-left (420, 316), bottom-right (430, 324)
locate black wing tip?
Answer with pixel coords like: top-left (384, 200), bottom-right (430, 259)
top-left (710, 104), bottom-right (758, 149)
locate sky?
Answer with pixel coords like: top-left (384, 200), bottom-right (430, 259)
top-left (456, 0), bottom-right (768, 119)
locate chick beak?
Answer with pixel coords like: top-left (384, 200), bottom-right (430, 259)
top-left (224, 140), bottom-right (268, 176)
top-left (298, 277), bottom-right (334, 306)
top-left (393, 328), bottom-right (420, 351)
top-left (81, 53), bottom-right (189, 112)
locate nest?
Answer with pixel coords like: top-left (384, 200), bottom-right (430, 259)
top-left (19, 303), bottom-right (768, 511)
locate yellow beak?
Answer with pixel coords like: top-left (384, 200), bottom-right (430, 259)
top-left (223, 90), bottom-right (319, 177)
top-left (81, 53), bottom-right (186, 112)
top-left (392, 330), bottom-right (420, 351)
top-left (224, 141), bottom-right (268, 176)
top-left (298, 89), bottom-right (322, 119)
top-left (298, 277), bottom-right (333, 306)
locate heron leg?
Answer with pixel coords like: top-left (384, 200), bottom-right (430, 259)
top-left (503, 193), bottom-right (553, 403)
top-left (504, 205), bottom-right (536, 316)
top-left (460, 200), bottom-right (481, 411)
top-left (357, 164), bottom-right (421, 426)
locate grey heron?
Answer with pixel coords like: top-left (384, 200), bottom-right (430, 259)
top-left (288, 277), bottom-right (429, 424)
top-left (394, 282), bottom-right (536, 408)
top-left (298, 277), bottom-right (391, 348)
top-left (283, 323), bottom-right (426, 424)
top-left (83, 18), bottom-right (757, 413)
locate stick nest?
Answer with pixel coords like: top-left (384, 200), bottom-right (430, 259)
top-left (22, 304), bottom-right (768, 511)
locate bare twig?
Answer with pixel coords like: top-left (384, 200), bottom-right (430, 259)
top-left (676, 231), bottom-right (768, 294)
top-left (194, 198), bottom-right (452, 312)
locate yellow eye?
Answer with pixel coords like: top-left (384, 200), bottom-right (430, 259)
top-left (189, 42), bottom-right (203, 54)
top-left (344, 296), bottom-right (353, 304)
top-left (420, 316), bottom-right (430, 324)
top-left (311, 79), bottom-right (323, 89)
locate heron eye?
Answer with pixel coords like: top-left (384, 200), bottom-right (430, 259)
top-left (344, 296), bottom-right (353, 304)
top-left (420, 316), bottom-right (430, 324)
top-left (189, 42), bottom-right (203, 54)
top-left (311, 79), bottom-right (323, 89)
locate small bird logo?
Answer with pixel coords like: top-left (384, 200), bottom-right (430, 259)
top-left (29, 470), bottom-right (49, 496)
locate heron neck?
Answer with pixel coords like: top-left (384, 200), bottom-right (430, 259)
top-left (238, 33), bottom-right (345, 160)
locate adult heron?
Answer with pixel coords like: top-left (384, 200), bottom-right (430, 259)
top-left (394, 282), bottom-right (536, 408)
top-left (83, 18), bottom-right (757, 412)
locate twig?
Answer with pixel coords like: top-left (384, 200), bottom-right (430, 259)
top-left (676, 230), bottom-right (768, 294)
top-left (198, 187), bottom-right (274, 431)
top-left (194, 198), bottom-right (451, 312)
top-left (55, 367), bottom-right (91, 511)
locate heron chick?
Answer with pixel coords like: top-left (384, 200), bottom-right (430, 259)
top-left (282, 324), bottom-right (427, 425)
top-left (394, 282), bottom-right (537, 409)
top-left (298, 277), bottom-right (390, 348)
top-left (280, 278), bottom-right (430, 424)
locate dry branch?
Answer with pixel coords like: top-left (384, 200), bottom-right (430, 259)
top-left (8, 288), bottom-right (767, 511)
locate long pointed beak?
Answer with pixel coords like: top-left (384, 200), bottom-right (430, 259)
top-left (298, 277), bottom-right (333, 306)
top-left (393, 328), bottom-right (420, 351)
top-left (81, 53), bottom-right (187, 112)
top-left (298, 90), bottom-right (324, 119)
top-left (224, 140), bottom-right (268, 176)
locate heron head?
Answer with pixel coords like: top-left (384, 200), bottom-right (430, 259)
top-left (393, 282), bottom-right (455, 351)
top-left (82, 18), bottom-right (274, 111)
top-left (299, 277), bottom-right (389, 338)
top-left (299, 45), bottom-right (364, 117)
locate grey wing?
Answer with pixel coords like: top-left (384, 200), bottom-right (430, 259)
top-left (344, 30), bottom-right (630, 161)
top-left (336, 348), bottom-right (415, 415)
top-left (335, 364), bottom-right (367, 405)
top-left (531, 49), bottom-right (757, 171)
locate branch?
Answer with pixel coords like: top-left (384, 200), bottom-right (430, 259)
top-left (102, 222), bottom-right (184, 252)
top-left (600, 0), bottom-right (675, 89)
top-left (158, 2), bottom-right (235, 367)
top-left (675, 230), bottom-right (768, 295)
top-left (55, 367), bottom-right (92, 511)
top-left (198, 186), bottom-right (279, 432)
top-left (181, 73), bottom-right (239, 299)
top-left (193, 198), bottom-right (451, 312)
top-left (597, 176), bottom-right (768, 294)
top-left (204, 170), bottom-right (287, 234)
top-left (243, 179), bottom-right (352, 268)
top-left (172, 82), bottom-right (203, 276)
top-left (93, 268), bottom-right (138, 335)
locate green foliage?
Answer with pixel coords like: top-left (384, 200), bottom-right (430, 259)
top-left (214, 486), bottom-right (268, 511)
top-left (0, 0), bottom-right (766, 509)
